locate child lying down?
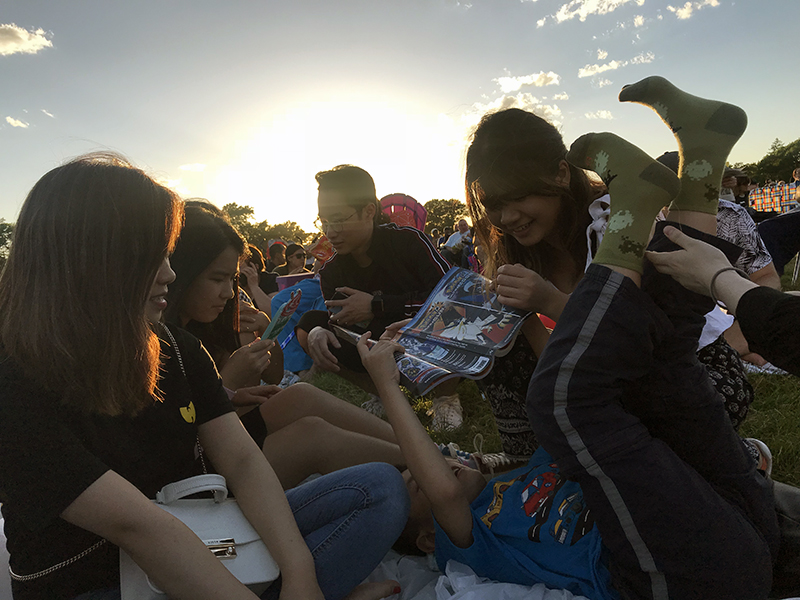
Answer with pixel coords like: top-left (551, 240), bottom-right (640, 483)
top-left (356, 76), bottom-right (777, 600)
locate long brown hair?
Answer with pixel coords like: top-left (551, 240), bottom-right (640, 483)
top-left (164, 200), bottom-right (246, 365)
top-left (465, 108), bottom-right (605, 280)
top-left (0, 153), bottom-right (183, 416)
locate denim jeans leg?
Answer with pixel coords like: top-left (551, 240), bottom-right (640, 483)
top-left (263, 463), bottom-right (409, 600)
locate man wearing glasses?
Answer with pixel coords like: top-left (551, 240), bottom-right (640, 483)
top-left (295, 165), bottom-right (464, 430)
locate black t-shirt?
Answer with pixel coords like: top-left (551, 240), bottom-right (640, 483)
top-left (737, 286), bottom-right (800, 377)
top-left (0, 325), bottom-right (233, 600)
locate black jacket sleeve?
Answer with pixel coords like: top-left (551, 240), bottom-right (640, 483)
top-left (737, 286), bottom-right (800, 376)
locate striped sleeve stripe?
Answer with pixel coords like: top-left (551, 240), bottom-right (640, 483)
top-left (551, 271), bottom-right (668, 600)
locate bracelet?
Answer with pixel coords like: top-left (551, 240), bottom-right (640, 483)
top-left (709, 266), bottom-right (749, 309)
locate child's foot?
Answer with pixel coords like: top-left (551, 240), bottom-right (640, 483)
top-left (619, 75), bottom-right (747, 215)
top-left (566, 132), bottom-right (679, 273)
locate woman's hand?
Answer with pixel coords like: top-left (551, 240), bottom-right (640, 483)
top-left (221, 338), bottom-right (273, 390)
top-left (380, 318), bottom-right (412, 342)
top-left (239, 304), bottom-right (269, 336)
top-left (495, 263), bottom-right (565, 319)
top-left (230, 385), bottom-right (283, 407)
top-left (326, 287), bottom-right (374, 327)
top-left (357, 333), bottom-right (403, 386)
top-left (239, 262), bottom-right (260, 292)
top-left (645, 226), bottom-right (732, 295)
top-left (306, 326), bottom-right (341, 372)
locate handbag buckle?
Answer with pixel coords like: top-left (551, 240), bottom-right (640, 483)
top-left (204, 538), bottom-right (237, 559)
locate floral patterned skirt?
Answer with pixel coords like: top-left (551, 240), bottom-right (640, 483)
top-left (477, 334), bottom-right (539, 461)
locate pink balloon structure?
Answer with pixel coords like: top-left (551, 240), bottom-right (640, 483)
top-left (379, 193), bottom-right (427, 231)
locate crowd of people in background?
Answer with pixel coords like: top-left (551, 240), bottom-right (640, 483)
top-left (2, 75), bottom-right (800, 600)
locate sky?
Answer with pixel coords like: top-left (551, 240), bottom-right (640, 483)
top-left (1, 0), bottom-right (798, 230)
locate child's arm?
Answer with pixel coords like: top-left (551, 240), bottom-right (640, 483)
top-left (357, 335), bottom-right (475, 548)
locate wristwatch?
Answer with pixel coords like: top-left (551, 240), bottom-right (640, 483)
top-left (371, 291), bottom-right (384, 318)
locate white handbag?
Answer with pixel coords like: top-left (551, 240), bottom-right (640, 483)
top-left (119, 474), bottom-right (280, 599)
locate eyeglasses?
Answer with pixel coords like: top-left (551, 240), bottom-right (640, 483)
top-left (314, 210), bottom-right (359, 233)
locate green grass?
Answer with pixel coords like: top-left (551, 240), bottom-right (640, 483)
top-left (741, 374), bottom-right (800, 486)
top-left (309, 256), bottom-right (800, 479)
top-left (310, 366), bottom-right (800, 486)
top-left (308, 371), bottom-right (501, 453)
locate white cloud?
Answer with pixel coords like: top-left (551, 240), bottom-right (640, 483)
top-left (578, 59), bottom-right (625, 78)
top-left (578, 51), bottom-right (654, 77)
top-left (633, 14), bottom-right (645, 26)
top-left (597, 49), bottom-right (608, 60)
top-left (667, 0), bottom-right (719, 19)
top-left (596, 78), bottom-right (613, 87)
top-left (466, 93), bottom-right (564, 128)
top-left (0, 23), bottom-right (52, 56)
top-left (5, 116), bottom-right (28, 128)
top-left (537, 17), bottom-right (547, 27)
top-left (494, 71), bottom-right (561, 93)
top-left (585, 110), bottom-right (614, 119)
top-left (548, 0), bottom-right (645, 24)
top-left (41, 109), bottom-right (54, 118)
top-left (630, 51), bottom-right (655, 64)
top-left (179, 163), bottom-right (207, 172)
top-left (553, 92), bottom-right (570, 100)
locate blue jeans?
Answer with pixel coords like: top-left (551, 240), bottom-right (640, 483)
top-left (267, 462), bottom-right (409, 600)
top-left (74, 463), bottom-right (409, 600)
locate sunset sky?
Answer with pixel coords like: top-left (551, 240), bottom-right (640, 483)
top-left (2, 0), bottom-right (797, 230)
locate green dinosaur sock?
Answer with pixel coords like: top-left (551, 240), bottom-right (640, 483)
top-left (618, 76), bottom-right (747, 215)
top-left (566, 132), bottom-right (679, 273)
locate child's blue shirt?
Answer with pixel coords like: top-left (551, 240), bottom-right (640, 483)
top-left (434, 446), bottom-right (618, 600)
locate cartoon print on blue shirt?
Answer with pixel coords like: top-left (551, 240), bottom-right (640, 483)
top-left (551, 492), bottom-right (595, 545)
top-left (481, 471), bottom-right (529, 527)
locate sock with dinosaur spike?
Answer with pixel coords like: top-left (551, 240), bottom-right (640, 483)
top-left (567, 132), bottom-right (679, 273)
top-left (619, 75), bottom-right (747, 215)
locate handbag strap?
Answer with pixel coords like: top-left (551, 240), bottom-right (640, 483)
top-left (161, 322), bottom-right (208, 474)
top-left (156, 474), bottom-right (229, 505)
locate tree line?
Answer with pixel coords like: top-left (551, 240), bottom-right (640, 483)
top-left (5, 136), bottom-right (796, 270)
top-left (733, 137), bottom-right (800, 185)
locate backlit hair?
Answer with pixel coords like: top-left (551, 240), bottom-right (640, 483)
top-left (465, 109), bottom-right (605, 279)
top-left (0, 153), bottom-right (184, 416)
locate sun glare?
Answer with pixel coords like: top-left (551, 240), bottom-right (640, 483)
top-left (200, 101), bottom-right (467, 232)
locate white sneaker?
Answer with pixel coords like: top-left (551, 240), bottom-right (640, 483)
top-left (429, 394), bottom-right (463, 431)
top-left (744, 437), bottom-right (773, 477)
top-left (471, 433), bottom-right (512, 476)
top-left (360, 394), bottom-right (386, 418)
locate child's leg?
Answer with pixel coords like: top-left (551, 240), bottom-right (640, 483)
top-left (619, 75), bottom-right (746, 232)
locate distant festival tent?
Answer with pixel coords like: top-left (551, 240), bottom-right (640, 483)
top-left (380, 193), bottom-right (427, 231)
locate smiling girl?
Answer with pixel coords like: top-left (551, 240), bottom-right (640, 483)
top-left (462, 108), bottom-right (607, 459)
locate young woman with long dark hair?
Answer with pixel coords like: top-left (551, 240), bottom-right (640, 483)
top-left (0, 154), bottom-right (407, 600)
